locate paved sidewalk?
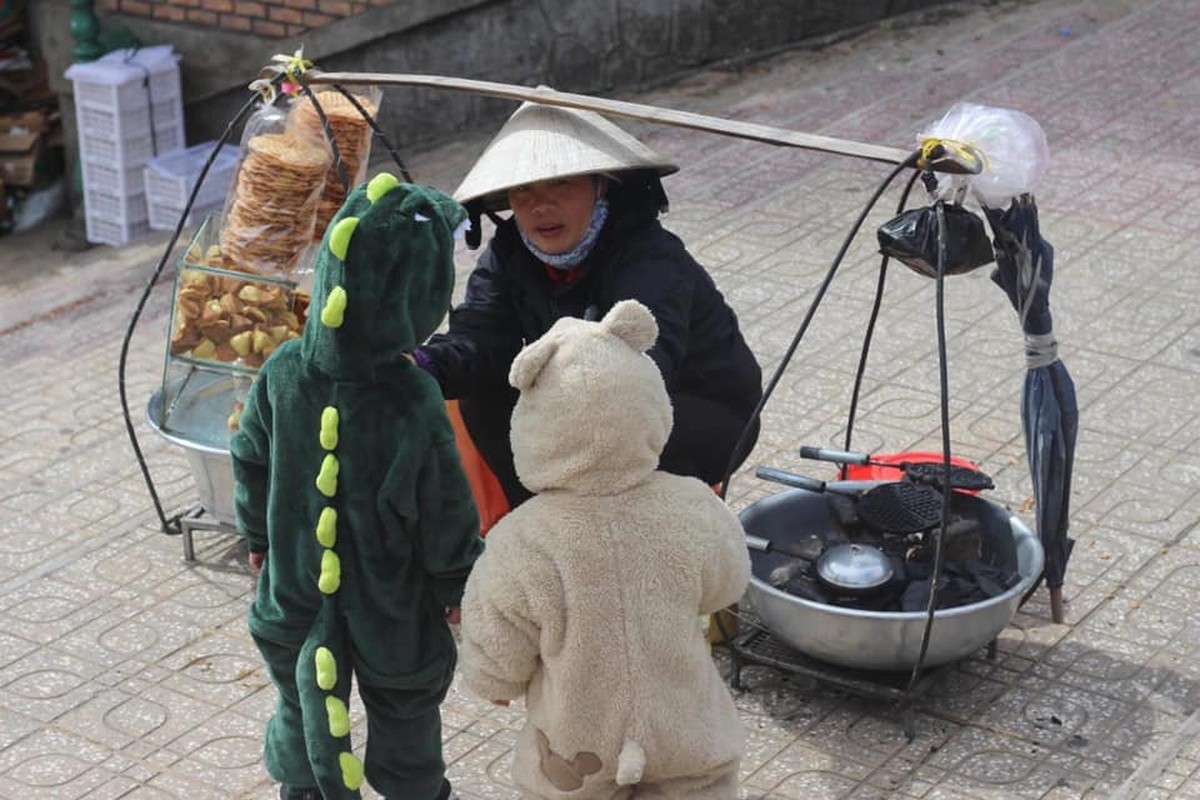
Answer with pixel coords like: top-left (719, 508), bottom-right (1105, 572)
top-left (2, 0), bottom-right (1198, 797)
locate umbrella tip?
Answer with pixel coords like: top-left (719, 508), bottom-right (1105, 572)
top-left (1049, 587), bottom-right (1067, 624)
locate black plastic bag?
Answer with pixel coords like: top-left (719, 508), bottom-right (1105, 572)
top-left (877, 203), bottom-right (995, 278)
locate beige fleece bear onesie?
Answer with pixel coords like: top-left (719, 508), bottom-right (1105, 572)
top-left (459, 300), bottom-right (750, 799)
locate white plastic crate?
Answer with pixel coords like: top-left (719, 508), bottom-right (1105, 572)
top-left (65, 45), bottom-right (182, 112)
top-left (85, 213), bottom-right (153, 247)
top-left (144, 142), bottom-right (237, 210)
top-left (85, 187), bottom-right (150, 246)
top-left (79, 122), bottom-right (185, 169)
top-left (71, 71), bottom-right (180, 112)
top-left (148, 199), bottom-right (222, 232)
top-left (85, 188), bottom-right (148, 224)
top-left (82, 157), bottom-right (145, 197)
top-left (75, 99), bottom-right (184, 149)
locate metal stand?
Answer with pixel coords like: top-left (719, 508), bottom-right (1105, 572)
top-left (725, 622), bottom-right (998, 740)
top-left (177, 505), bottom-right (239, 562)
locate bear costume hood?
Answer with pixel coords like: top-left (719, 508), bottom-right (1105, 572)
top-left (508, 300), bottom-right (672, 496)
top-left (458, 299), bottom-right (749, 797)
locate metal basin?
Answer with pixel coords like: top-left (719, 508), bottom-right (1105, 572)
top-left (741, 481), bottom-right (1043, 671)
top-left (145, 375), bottom-right (241, 527)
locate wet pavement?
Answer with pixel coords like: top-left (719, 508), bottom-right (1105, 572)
top-left (1, 0), bottom-right (1198, 797)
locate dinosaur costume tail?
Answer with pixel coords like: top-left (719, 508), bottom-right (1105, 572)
top-left (297, 598), bottom-right (363, 799)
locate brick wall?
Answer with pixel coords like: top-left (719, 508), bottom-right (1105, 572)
top-left (96, 0), bottom-right (392, 38)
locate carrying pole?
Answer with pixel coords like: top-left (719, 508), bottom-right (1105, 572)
top-left (305, 71), bottom-right (980, 174)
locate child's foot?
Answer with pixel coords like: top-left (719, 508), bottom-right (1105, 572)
top-left (278, 786), bottom-right (321, 800)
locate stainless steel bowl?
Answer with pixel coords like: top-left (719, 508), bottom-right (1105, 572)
top-left (146, 379), bottom-right (240, 527)
top-left (741, 481), bottom-right (1043, 671)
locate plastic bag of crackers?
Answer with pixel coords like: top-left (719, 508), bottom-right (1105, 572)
top-left (217, 98), bottom-right (331, 278)
top-left (287, 85), bottom-right (382, 242)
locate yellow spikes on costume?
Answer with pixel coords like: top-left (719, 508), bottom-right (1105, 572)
top-left (314, 646), bottom-right (337, 690)
top-left (316, 454), bottom-right (339, 497)
top-left (329, 217), bottom-right (359, 261)
top-left (326, 695), bottom-right (351, 738)
top-left (316, 507), bottom-right (337, 548)
top-left (339, 752), bottom-right (365, 790)
top-left (318, 549), bottom-right (342, 594)
top-left (320, 406), bottom-right (339, 450)
top-left (367, 172), bottom-right (401, 203)
top-left (321, 286), bottom-right (347, 328)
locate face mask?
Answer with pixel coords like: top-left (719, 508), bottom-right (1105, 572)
top-left (519, 197), bottom-right (610, 270)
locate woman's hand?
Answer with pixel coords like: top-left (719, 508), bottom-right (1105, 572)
top-left (445, 606), bottom-right (462, 625)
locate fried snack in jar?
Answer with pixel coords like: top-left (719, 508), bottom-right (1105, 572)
top-left (170, 267), bottom-right (309, 371)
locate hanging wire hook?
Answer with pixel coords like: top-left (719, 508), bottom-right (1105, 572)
top-left (293, 74), bottom-right (350, 192)
top-left (330, 84), bottom-right (414, 183)
top-left (840, 167), bottom-right (924, 465)
top-left (717, 149), bottom-right (922, 500)
top-left (898, 199), bottom-right (954, 731)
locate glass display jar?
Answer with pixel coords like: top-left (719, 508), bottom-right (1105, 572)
top-left (147, 214), bottom-right (312, 524)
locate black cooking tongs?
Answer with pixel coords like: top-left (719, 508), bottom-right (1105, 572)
top-left (799, 446), bottom-right (995, 492)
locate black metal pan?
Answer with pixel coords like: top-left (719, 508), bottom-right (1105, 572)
top-left (755, 465), bottom-right (944, 534)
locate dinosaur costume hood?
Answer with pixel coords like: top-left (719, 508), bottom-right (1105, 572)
top-left (301, 174), bottom-right (467, 379)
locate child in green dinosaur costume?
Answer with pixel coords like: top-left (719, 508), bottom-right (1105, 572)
top-left (231, 173), bottom-right (483, 800)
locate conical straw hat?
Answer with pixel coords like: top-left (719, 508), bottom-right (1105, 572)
top-left (453, 101), bottom-right (678, 211)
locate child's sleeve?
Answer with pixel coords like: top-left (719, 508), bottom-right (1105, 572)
top-left (458, 531), bottom-right (541, 701)
top-left (698, 494), bottom-right (752, 615)
top-left (416, 439), bottom-right (484, 609)
top-left (229, 375), bottom-right (272, 554)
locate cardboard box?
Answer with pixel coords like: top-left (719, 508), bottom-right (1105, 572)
top-left (0, 110), bottom-right (54, 135)
top-left (0, 128), bottom-right (40, 188)
top-left (0, 110), bottom-right (58, 189)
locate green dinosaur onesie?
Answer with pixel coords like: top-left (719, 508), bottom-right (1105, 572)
top-left (231, 174), bottom-right (482, 800)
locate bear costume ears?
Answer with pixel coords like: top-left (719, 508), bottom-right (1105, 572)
top-left (509, 300), bottom-right (658, 392)
top-left (602, 300), bottom-right (658, 353)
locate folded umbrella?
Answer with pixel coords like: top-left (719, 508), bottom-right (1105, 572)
top-left (984, 194), bottom-right (1078, 623)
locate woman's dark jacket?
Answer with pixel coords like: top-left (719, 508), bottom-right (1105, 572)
top-left (422, 174), bottom-right (763, 421)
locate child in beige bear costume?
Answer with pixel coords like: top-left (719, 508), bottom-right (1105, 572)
top-left (459, 300), bottom-right (750, 799)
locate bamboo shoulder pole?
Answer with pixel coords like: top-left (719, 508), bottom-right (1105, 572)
top-left (306, 71), bottom-right (924, 168)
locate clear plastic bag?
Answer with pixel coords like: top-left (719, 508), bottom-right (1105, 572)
top-left (918, 102), bottom-right (1049, 208)
top-left (217, 97), bottom-right (331, 277)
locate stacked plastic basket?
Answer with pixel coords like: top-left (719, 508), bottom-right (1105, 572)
top-left (66, 45), bottom-right (186, 246)
top-left (144, 142), bottom-right (238, 232)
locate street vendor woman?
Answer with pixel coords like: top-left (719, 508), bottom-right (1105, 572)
top-left (411, 102), bottom-right (764, 508)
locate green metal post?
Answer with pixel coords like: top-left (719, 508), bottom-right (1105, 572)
top-left (70, 0), bottom-right (104, 62)
top-left (64, 0), bottom-right (103, 248)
